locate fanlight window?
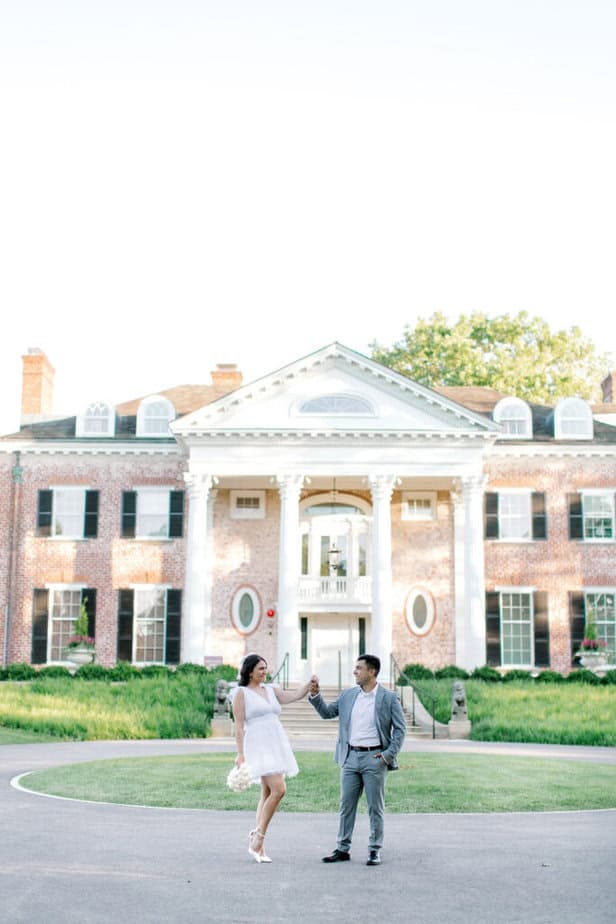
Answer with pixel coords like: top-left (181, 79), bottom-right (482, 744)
top-left (77, 401), bottom-right (115, 437)
top-left (231, 587), bottom-right (261, 635)
top-left (299, 394), bottom-right (374, 415)
top-left (493, 397), bottom-right (532, 438)
top-left (554, 398), bottom-right (593, 440)
top-left (137, 396), bottom-right (176, 436)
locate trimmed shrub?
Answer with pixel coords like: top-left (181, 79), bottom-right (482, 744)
top-left (108, 662), bottom-right (142, 681)
top-left (567, 669), bottom-right (602, 685)
top-left (502, 669), bottom-right (534, 683)
top-left (601, 669), bottom-right (616, 685)
top-left (210, 664), bottom-right (239, 682)
top-left (175, 662), bottom-right (209, 676)
top-left (471, 665), bottom-right (502, 682)
top-left (139, 665), bottom-right (172, 679)
top-left (37, 666), bottom-right (72, 679)
top-left (402, 663), bottom-right (435, 681)
top-left (535, 670), bottom-right (565, 683)
top-left (435, 665), bottom-right (470, 680)
top-left (6, 663), bottom-right (37, 681)
top-left (74, 664), bottom-right (110, 681)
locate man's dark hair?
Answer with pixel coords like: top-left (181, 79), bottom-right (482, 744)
top-left (358, 654), bottom-right (380, 675)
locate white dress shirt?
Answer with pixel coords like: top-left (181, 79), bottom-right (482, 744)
top-left (349, 683), bottom-right (381, 747)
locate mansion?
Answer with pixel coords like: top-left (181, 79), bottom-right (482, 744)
top-left (1, 343), bottom-right (616, 684)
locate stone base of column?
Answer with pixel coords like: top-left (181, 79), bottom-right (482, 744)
top-left (448, 718), bottom-right (472, 739)
top-left (210, 717), bottom-right (234, 738)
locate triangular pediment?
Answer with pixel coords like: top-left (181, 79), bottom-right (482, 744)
top-left (172, 343), bottom-right (498, 437)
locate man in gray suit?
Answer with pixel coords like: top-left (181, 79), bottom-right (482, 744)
top-left (309, 654), bottom-right (406, 866)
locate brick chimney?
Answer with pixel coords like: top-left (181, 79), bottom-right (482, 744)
top-left (210, 363), bottom-right (243, 391)
top-left (601, 371), bottom-right (616, 404)
top-left (21, 348), bottom-right (55, 423)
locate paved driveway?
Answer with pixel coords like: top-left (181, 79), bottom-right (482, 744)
top-left (1, 738), bottom-right (615, 924)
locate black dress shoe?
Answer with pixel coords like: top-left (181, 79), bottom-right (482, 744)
top-left (366, 850), bottom-right (381, 866)
top-left (322, 849), bottom-right (350, 863)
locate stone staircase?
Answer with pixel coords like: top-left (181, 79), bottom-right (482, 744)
top-left (278, 685), bottom-right (443, 739)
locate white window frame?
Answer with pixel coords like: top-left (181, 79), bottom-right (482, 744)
top-left (496, 587), bottom-right (535, 668)
top-left (133, 486), bottom-right (174, 539)
top-left (584, 588), bottom-right (616, 658)
top-left (48, 486), bottom-right (88, 540)
top-left (231, 586), bottom-right (261, 635)
top-left (131, 585), bottom-right (170, 665)
top-left (46, 583), bottom-right (86, 663)
top-left (401, 491), bottom-right (437, 522)
top-left (498, 490), bottom-right (532, 541)
top-left (580, 491), bottom-right (615, 542)
top-left (76, 401), bottom-right (115, 438)
top-left (554, 398), bottom-right (593, 440)
top-left (405, 587), bottom-right (435, 636)
top-left (493, 397), bottom-right (532, 438)
top-left (230, 490), bottom-right (266, 520)
top-left (136, 395), bottom-right (176, 437)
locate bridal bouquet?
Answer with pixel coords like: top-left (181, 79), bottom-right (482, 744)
top-left (227, 763), bottom-right (254, 792)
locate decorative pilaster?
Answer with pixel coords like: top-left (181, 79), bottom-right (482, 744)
top-left (368, 474), bottom-right (397, 668)
top-left (182, 473), bottom-right (217, 664)
top-left (462, 474), bottom-right (488, 668)
top-left (275, 474), bottom-right (305, 676)
top-left (450, 482), bottom-right (466, 667)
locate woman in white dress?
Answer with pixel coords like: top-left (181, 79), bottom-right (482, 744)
top-left (232, 653), bottom-right (310, 863)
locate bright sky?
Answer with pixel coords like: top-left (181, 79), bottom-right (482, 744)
top-left (1, 1), bottom-right (615, 434)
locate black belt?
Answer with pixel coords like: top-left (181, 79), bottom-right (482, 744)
top-left (349, 745), bottom-right (381, 752)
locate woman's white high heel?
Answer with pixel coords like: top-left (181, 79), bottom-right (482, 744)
top-left (248, 829), bottom-right (271, 863)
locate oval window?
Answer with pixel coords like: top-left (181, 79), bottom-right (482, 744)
top-left (405, 588), bottom-right (435, 636)
top-left (231, 586), bottom-right (261, 635)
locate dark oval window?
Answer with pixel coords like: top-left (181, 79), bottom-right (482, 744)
top-left (413, 596), bottom-right (428, 630)
top-left (238, 593), bottom-right (254, 628)
top-left (231, 587), bottom-right (261, 635)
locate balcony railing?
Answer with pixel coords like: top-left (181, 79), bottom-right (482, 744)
top-left (298, 575), bottom-right (372, 604)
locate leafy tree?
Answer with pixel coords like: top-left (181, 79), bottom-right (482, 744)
top-left (371, 311), bottom-right (612, 403)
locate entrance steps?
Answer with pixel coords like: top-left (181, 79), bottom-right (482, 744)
top-left (278, 685), bottom-right (440, 739)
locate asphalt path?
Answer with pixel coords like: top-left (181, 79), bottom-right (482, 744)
top-left (1, 737), bottom-right (615, 924)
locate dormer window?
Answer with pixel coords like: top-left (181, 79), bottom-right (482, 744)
top-left (493, 397), bottom-right (532, 438)
top-left (137, 396), bottom-right (176, 436)
top-left (554, 398), bottom-right (593, 440)
top-left (299, 394), bottom-right (374, 415)
top-left (76, 401), bottom-right (115, 437)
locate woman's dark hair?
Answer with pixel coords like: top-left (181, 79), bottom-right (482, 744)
top-left (239, 654), bottom-right (266, 686)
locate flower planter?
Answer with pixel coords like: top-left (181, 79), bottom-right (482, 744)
top-left (65, 646), bottom-right (95, 674)
top-left (577, 650), bottom-right (608, 674)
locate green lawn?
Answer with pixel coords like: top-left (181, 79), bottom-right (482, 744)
top-left (20, 751), bottom-right (616, 813)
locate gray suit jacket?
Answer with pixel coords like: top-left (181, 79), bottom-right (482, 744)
top-left (309, 685), bottom-right (406, 770)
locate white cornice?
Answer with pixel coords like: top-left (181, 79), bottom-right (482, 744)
top-left (491, 442), bottom-right (616, 459)
top-left (0, 439), bottom-right (180, 457)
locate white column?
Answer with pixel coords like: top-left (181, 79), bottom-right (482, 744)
top-left (462, 475), bottom-right (487, 668)
top-left (182, 473), bottom-right (216, 664)
top-left (275, 474), bottom-right (304, 677)
top-left (368, 474), bottom-right (397, 670)
top-left (451, 483), bottom-right (466, 667)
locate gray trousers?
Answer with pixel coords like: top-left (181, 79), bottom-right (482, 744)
top-left (337, 749), bottom-right (388, 852)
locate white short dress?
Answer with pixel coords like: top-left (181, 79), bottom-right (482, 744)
top-left (236, 684), bottom-right (299, 783)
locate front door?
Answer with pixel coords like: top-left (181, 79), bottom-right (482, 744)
top-left (310, 614), bottom-right (366, 686)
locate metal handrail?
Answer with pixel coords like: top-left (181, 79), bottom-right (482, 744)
top-left (270, 652), bottom-right (289, 690)
top-left (390, 654), bottom-right (438, 739)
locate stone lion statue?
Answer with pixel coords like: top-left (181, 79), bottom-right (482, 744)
top-left (214, 679), bottom-right (231, 716)
top-left (451, 680), bottom-right (468, 720)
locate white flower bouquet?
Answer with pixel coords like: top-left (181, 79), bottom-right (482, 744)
top-left (227, 763), bottom-right (254, 792)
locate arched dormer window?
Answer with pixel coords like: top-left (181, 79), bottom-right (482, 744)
top-left (76, 401), bottom-right (115, 437)
top-left (554, 397), bottom-right (593, 440)
top-left (136, 395), bottom-right (176, 436)
top-left (299, 394), bottom-right (374, 415)
top-left (493, 397), bottom-right (532, 438)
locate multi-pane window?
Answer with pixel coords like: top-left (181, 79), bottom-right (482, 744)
top-left (121, 489), bottom-right (184, 539)
top-left (583, 494), bottom-right (614, 540)
top-left (499, 493), bottom-right (531, 539)
top-left (37, 488), bottom-right (99, 539)
top-left (554, 398), bottom-right (593, 439)
top-left (402, 492), bottom-right (436, 522)
top-left (493, 398), bottom-right (532, 437)
top-left (134, 588), bottom-right (166, 663)
top-left (585, 592), bottom-right (616, 657)
top-left (77, 402), bottom-right (115, 437)
top-left (50, 589), bottom-right (83, 661)
top-left (137, 491), bottom-right (170, 538)
top-left (137, 396), bottom-right (175, 436)
top-left (31, 586), bottom-right (96, 664)
top-left (229, 490), bottom-right (266, 519)
top-left (500, 593), bottom-right (533, 666)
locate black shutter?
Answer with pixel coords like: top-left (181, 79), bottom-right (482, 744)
top-left (484, 493), bottom-right (499, 539)
top-left (533, 592), bottom-right (550, 667)
top-left (31, 589), bottom-right (49, 664)
top-left (531, 493), bottom-right (547, 540)
top-left (37, 490), bottom-right (53, 536)
top-left (121, 491), bottom-right (137, 538)
top-left (568, 494), bottom-right (583, 540)
top-left (569, 592), bottom-right (586, 664)
top-left (82, 588), bottom-right (97, 639)
top-left (117, 589), bottom-right (134, 661)
top-left (485, 591), bottom-right (501, 666)
top-left (168, 491), bottom-right (184, 538)
top-left (84, 490), bottom-right (99, 538)
top-left (165, 590), bottom-right (182, 664)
